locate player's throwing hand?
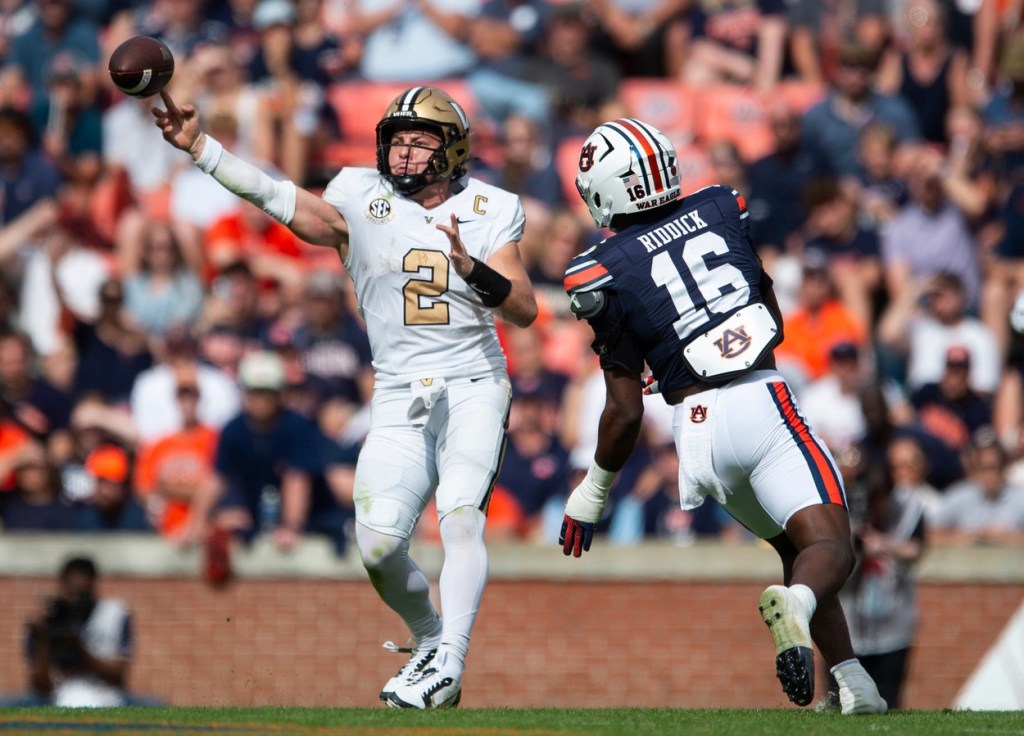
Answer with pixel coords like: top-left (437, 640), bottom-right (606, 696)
top-left (151, 90), bottom-right (202, 156)
top-left (436, 213), bottom-right (474, 279)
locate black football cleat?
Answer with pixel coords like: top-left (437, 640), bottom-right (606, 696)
top-left (759, 585), bottom-right (815, 707)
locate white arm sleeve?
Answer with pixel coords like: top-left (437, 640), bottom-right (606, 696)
top-left (194, 135), bottom-right (296, 225)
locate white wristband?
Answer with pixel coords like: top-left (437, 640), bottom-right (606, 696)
top-left (193, 134), bottom-right (296, 225)
top-left (193, 134), bottom-right (223, 174)
top-left (564, 462), bottom-right (617, 523)
top-left (585, 463), bottom-right (617, 493)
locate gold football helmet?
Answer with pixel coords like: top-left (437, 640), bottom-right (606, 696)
top-left (375, 86), bottom-right (472, 194)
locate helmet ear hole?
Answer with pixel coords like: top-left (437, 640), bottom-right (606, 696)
top-left (593, 192), bottom-right (601, 207)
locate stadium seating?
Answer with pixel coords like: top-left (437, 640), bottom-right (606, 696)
top-left (322, 80), bottom-right (480, 168)
top-left (774, 80), bottom-right (827, 114)
top-left (672, 140), bottom-right (716, 195)
top-left (619, 78), bottom-right (698, 143)
top-left (694, 85), bottom-right (773, 162)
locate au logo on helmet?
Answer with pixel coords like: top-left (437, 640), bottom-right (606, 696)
top-left (579, 143), bottom-right (597, 172)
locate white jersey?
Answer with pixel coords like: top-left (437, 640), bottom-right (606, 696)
top-left (323, 168), bottom-right (524, 386)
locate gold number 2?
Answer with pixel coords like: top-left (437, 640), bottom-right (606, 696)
top-left (403, 249), bottom-right (450, 326)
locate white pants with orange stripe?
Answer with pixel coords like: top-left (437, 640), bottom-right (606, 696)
top-left (672, 369), bottom-right (846, 540)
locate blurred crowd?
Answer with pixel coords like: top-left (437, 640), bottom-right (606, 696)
top-left (2, 0), bottom-right (1024, 559)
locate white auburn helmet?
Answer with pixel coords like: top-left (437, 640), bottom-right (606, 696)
top-left (575, 118), bottom-right (681, 229)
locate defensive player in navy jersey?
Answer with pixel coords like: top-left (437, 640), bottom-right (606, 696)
top-left (560, 118), bottom-right (888, 716)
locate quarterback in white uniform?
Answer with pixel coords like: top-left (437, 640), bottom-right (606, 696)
top-left (153, 86), bottom-right (538, 709)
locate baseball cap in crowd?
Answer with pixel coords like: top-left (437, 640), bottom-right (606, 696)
top-left (802, 248), bottom-right (830, 275)
top-left (945, 345), bottom-right (971, 368)
top-left (253, 0), bottom-right (296, 30)
top-left (238, 350), bottom-right (286, 391)
top-left (85, 445), bottom-right (129, 484)
top-left (829, 341), bottom-right (859, 362)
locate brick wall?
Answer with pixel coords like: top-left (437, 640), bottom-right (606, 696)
top-left (2, 576), bottom-right (1020, 709)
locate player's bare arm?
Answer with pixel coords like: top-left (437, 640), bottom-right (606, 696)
top-left (436, 213), bottom-right (538, 328)
top-left (560, 367), bottom-right (643, 557)
top-left (152, 90), bottom-right (349, 256)
top-left (594, 368), bottom-right (645, 472)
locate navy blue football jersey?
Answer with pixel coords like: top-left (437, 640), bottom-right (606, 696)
top-left (564, 185), bottom-right (767, 393)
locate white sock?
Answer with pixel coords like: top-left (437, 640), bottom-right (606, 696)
top-left (437, 506), bottom-right (488, 678)
top-left (831, 658), bottom-right (863, 677)
top-left (789, 583), bottom-right (818, 617)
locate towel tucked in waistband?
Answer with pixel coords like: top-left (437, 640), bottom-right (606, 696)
top-left (407, 378), bottom-right (447, 427)
top-left (676, 390), bottom-right (729, 509)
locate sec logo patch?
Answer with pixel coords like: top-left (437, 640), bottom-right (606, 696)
top-left (366, 197), bottom-right (394, 223)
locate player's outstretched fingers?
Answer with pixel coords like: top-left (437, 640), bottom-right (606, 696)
top-left (439, 213), bottom-right (472, 276)
top-left (159, 89), bottom-right (179, 115)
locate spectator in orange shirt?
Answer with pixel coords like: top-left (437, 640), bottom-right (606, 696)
top-left (134, 371), bottom-right (219, 542)
top-left (776, 251), bottom-right (868, 386)
top-left (204, 202), bottom-right (327, 292)
top-left (0, 413), bottom-right (33, 491)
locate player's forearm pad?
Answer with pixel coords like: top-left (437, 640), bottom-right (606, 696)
top-left (563, 462), bottom-right (617, 523)
top-left (194, 134), bottom-right (296, 225)
top-left (464, 257), bottom-right (512, 308)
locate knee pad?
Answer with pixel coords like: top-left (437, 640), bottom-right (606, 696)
top-left (439, 506), bottom-right (486, 546)
top-left (355, 522), bottom-right (408, 570)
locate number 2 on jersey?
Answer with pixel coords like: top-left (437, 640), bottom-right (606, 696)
top-left (403, 249), bottom-right (451, 326)
top-left (650, 231), bottom-right (750, 339)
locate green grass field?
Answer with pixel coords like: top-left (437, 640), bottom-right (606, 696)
top-left (1, 707), bottom-right (1022, 736)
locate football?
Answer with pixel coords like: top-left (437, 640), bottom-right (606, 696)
top-left (108, 36), bottom-right (174, 99)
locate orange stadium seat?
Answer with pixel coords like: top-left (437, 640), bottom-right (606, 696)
top-left (323, 80), bottom-right (479, 168)
top-left (619, 79), bottom-right (698, 142)
top-left (672, 140), bottom-right (716, 195)
top-left (775, 80), bottom-right (827, 114)
top-left (694, 85), bottom-right (773, 162)
top-left (554, 136), bottom-right (591, 218)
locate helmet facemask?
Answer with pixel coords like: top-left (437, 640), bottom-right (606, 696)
top-left (376, 87), bottom-right (471, 195)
